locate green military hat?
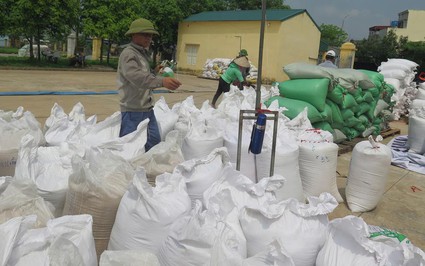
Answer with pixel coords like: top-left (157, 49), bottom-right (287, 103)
top-left (239, 49), bottom-right (248, 56)
top-left (125, 18), bottom-right (159, 36)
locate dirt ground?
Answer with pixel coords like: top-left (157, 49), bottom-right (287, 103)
top-left (0, 69), bottom-right (218, 125)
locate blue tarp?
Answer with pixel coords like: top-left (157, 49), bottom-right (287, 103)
top-left (0, 90), bottom-right (170, 96)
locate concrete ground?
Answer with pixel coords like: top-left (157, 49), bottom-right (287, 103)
top-left (0, 69), bottom-right (424, 250)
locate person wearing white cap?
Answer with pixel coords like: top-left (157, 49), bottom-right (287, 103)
top-left (319, 50), bottom-right (338, 68)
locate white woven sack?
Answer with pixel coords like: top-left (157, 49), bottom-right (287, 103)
top-left (0, 215), bottom-right (36, 266)
top-left (182, 120), bottom-right (224, 161)
top-left (99, 250), bottom-right (160, 266)
top-left (243, 240), bottom-right (295, 265)
top-left (256, 143), bottom-right (304, 202)
top-left (384, 77), bottom-right (401, 91)
top-left (239, 192), bottom-right (337, 266)
top-left (173, 147), bottom-right (230, 206)
top-left (203, 165), bottom-right (282, 212)
top-left (345, 137), bottom-right (392, 212)
top-left (417, 87), bottom-right (425, 100)
top-left (63, 150), bottom-right (134, 260)
top-left (130, 130), bottom-right (185, 182)
top-left (298, 142), bottom-right (343, 202)
top-left (0, 179), bottom-right (54, 228)
top-left (378, 61), bottom-right (413, 73)
top-left (108, 169), bottom-right (191, 254)
top-left (7, 215), bottom-right (98, 266)
top-left (154, 97), bottom-right (179, 141)
top-left (316, 215), bottom-right (425, 266)
top-left (387, 58), bottom-right (419, 70)
top-left (158, 197), bottom-right (246, 266)
top-left (408, 116), bottom-right (425, 154)
top-left (223, 123), bottom-right (256, 183)
top-left (14, 135), bottom-right (76, 217)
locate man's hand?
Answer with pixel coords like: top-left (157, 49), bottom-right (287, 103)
top-left (155, 64), bottom-right (164, 73)
top-left (163, 77), bottom-right (182, 90)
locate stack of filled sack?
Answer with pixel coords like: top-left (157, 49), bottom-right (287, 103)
top-left (201, 58), bottom-right (258, 82)
top-left (266, 63), bottom-right (397, 141)
top-left (407, 83), bottom-right (425, 155)
top-left (1, 86), bottom-right (425, 265)
top-left (378, 58), bottom-right (419, 120)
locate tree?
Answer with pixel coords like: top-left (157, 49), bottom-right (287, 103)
top-left (81, 0), bottom-right (142, 63)
top-left (225, 0), bottom-right (289, 10)
top-left (320, 24), bottom-right (348, 47)
top-left (1, 0), bottom-right (79, 60)
top-left (354, 30), bottom-right (408, 68)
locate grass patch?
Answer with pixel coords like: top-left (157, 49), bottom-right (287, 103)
top-left (0, 47), bottom-right (19, 54)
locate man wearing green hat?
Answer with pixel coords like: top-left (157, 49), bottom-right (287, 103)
top-left (118, 18), bottom-right (182, 151)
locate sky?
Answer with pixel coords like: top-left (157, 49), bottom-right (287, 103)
top-left (286, 0), bottom-right (425, 40)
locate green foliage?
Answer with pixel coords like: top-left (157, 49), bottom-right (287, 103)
top-left (400, 41), bottom-right (425, 73)
top-left (354, 30), bottom-right (411, 68)
top-left (1, 0), bottom-right (79, 59)
top-left (320, 24), bottom-right (348, 47)
top-left (225, 0), bottom-right (289, 10)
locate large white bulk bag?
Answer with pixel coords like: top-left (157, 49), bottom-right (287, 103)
top-left (256, 142), bottom-right (304, 202)
top-left (82, 111), bottom-right (121, 146)
top-left (345, 137), bottom-right (392, 212)
top-left (99, 250), bottom-right (160, 266)
top-left (108, 169), bottom-right (191, 253)
top-left (239, 192), bottom-right (337, 266)
top-left (243, 240), bottom-right (295, 265)
top-left (131, 130), bottom-right (185, 184)
top-left (316, 215), bottom-right (425, 266)
top-left (181, 119), bottom-right (224, 161)
top-left (203, 165), bottom-right (281, 212)
top-left (408, 116), bottom-right (425, 154)
top-left (14, 135), bottom-right (77, 217)
top-left (7, 214), bottom-right (98, 266)
top-left (0, 215), bottom-right (36, 266)
top-left (173, 147), bottom-right (230, 206)
top-left (0, 179), bottom-right (54, 228)
top-left (298, 142), bottom-right (343, 202)
top-left (63, 149), bottom-right (134, 260)
top-left (158, 196), bottom-right (246, 266)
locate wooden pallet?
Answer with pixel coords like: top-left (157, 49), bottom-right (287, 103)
top-left (337, 127), bottom-right (400, 155)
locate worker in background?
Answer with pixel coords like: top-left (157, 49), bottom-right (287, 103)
top-left (319, 50), bottom-right (338, 68)
top-left (211, 56), bottom-right (250, 108)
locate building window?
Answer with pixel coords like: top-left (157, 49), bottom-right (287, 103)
top-left (185, 44), bottom-right (199, 65)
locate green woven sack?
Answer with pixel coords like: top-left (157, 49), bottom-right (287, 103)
top-left (327, 85), bottom-right (347, 104)
top-left (278, 78), bottom-right (329, 112)
top-left (357, 115), bottom-right (370, 126)
top-left (358, 69), bottom-right (384, 89)
top-left (326, 99), bottom-right (343, 124)
top-left (362, 91), bottom-right (374, 103)
top-left (355, 102), bottom-right (371, 117)
top-left (342, 127), bottom-right (360, 140)
top-left (312, 121), bottom-right (334, 134)
top-left (265, 96), bottom-right (323, 123)
top-left (320, 104), bottom-right (333, 123)
top-left (340, 108), bottom-right (354, 120)
top-left (339, 93), bottom-right (358, 109)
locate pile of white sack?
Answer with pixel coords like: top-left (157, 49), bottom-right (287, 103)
top-left (201, 58), bottom-right (258, 81)
top-left (407, 83), bottom-right (425, 155)
top-left (378, 58), bottom-right (419, 120)
top-left (1, 86), bottom-right (424, 265)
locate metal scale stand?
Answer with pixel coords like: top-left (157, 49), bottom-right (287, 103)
top-left (236, 0), bottom-right (279, 179)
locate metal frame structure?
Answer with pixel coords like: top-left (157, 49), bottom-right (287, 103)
top-left (235, 0), bottom-right (279, 179)
top-left (236, 110), bottom-right (279, 178)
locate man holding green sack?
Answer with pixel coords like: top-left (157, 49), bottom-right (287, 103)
top-left (117, 18), bottom-right (181, 151)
